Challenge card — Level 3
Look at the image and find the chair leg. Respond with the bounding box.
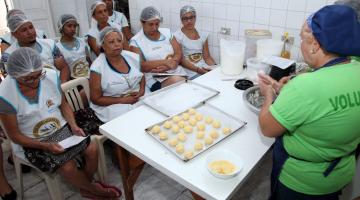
[44,174,64,200]
[13,156,24,200]
[96,139,107,182]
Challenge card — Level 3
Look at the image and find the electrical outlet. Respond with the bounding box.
[220,27,231,35]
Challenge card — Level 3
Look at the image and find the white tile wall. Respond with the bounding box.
[129,0,336,62]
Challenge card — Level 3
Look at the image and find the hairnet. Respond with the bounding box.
[57,14,77,32]
[307,5,360,56]
[180,5,196,18]
[8,15,31,33]
[140,6,162,22]
[99,26,123,44]
[90,1,106,16]
[6,9,25,21]
[6,47,43,78]
[334,0,360,20]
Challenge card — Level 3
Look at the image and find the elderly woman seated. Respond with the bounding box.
[130,6,186,92]
[174,5,216,79]
[87,1,129,59]
[90,27,145,123]
[0,48,121,199]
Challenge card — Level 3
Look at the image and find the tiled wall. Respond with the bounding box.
[129,0,337,62]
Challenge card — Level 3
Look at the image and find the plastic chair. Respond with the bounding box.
[0,121,63,200]
[61,77,108,182]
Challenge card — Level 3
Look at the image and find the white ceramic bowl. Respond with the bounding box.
[206,150,244,179]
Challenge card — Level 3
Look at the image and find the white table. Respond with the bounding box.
[100,68,274,200]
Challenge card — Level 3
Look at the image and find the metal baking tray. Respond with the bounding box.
[141,80,220,117]
[145,103,247,162]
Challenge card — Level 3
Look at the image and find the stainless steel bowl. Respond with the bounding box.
[242,86,264,114]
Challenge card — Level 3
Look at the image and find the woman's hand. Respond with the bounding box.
[258,73,276,99]
[119,94,140,104]
[197,67,209,74]
[45,143,65,154]
[258,72,290,94]
[151,65,170,73]
[70,125,86,136]
[164,59,178,70]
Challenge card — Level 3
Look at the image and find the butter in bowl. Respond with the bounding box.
[206,150,244,179]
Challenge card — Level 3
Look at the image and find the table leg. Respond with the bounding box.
[115,145,145,200]
[190,191,205,200]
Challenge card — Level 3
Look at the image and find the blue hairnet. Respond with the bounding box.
[307,5,360,56]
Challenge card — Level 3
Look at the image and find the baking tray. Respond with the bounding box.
[145,103,247,162]
[141,80,220,117]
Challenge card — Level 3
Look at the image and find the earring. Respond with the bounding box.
[310,49,315,54]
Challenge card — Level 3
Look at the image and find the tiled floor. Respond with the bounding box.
[2,141,272,200]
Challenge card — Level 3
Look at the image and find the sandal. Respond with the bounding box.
[94,181,122,199]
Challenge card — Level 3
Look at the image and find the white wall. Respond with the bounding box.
[129,0,338,62]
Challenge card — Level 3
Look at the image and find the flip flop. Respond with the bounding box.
[94,181,122,199]
[80,189,107,200]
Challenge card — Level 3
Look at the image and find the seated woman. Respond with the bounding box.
[0,48,121,199]
[56,14,91,79]
[174,6,216,79]
[0,9,47,54]
[87,1,129,59]
[90,27,145,123]
[130,6,186,92]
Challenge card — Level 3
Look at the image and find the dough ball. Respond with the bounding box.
[196,131,205,139]
[177,132,187,142]
[178,121,186,128]
[168,138,178,147]
[189,118,197,126]
[151,125,161,134]
[210,130,219,139]
[182,113,190,121]
[197,124,206,131]
[172,125,180,134]
[176,144,185,154]
[172,116,181,123]
[159,131,168,140]
[205,137,214,145]
[223,127,232,135]
[184,126,193,134]
[163,121,172,129]
[188,108,196,115]
[205,116,213,124]
[194,141,203,151]
[212,121,221,129]
[195,113,203,121]
[184,151,194,159]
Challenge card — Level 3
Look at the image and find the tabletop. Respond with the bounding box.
[100,67,274,200]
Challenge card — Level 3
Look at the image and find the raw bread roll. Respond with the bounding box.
[205,137,214,145]
[178,121,186,128]
[197,124,206,131]
[177,132,187,142]
[182,113,190,121]
[196,131,205,139]
[194,141,203,151]
[195,113,203,121]
[189,118,197,126]
[172,125,180,134]
[184,126,193,134]
[223,127,232,135]
[188,108,196,115]
[176,143,185,154]
[210,130,219,139]
[151,125,161,134]
[169,138,178,147]
[163,121,172,129]
[212,121,221,129]
[184,151,194,159]
[172,116,181,123]
[205,116,213,124]
[159,131,168,140]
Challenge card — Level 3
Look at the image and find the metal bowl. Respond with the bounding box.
[242,86,264,114]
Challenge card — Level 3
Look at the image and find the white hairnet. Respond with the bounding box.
[8,15,31,33]
[335,0,360,20]
[57,14,77,32]
[180,5,196,18]
[6,9,25,21]
[140,6,163,22]
[90,1,106,16]
[99,26,123,44]
[6,47,43,78]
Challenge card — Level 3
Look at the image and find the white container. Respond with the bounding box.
[245,29,272,61]
[246,57,270,81]
[206,149,244,179]
[256,39,283,60]
[220,39,246,75]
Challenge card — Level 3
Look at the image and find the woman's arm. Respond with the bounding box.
[170,37,182,64]
[130,46,170,72]
[0,114,64,154]
[122,27,134,41]
[88,36,101,56]
[89,71,139,106]
[202,39,216,66]
[59,95,85,136]
[180,57,208,74]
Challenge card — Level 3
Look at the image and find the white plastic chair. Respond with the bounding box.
[61,77,108,182]
[0,121,63,200]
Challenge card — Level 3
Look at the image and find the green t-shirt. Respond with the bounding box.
[269,58,360,195]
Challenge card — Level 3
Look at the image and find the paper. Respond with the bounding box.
[149,73,188,77]
[262,56,295,69]
[58,135,88,149]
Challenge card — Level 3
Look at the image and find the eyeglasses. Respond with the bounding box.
[18,70,46,84]
[181,15,196,22]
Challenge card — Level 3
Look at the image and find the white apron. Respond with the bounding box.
[90,50,143,122]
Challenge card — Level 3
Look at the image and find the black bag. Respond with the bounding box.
[74,107,103,135]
